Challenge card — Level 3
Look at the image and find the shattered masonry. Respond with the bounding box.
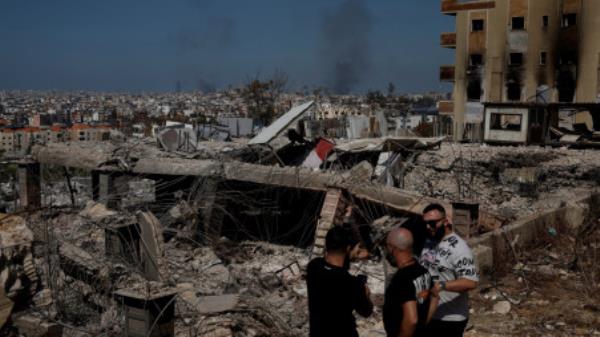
[0,100,599,337]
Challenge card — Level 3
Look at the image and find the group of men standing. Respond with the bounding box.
[307,203,479,337]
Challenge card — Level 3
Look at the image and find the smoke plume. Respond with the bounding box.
[320,0,373,94]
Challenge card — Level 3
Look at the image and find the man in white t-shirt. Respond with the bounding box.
[419,203,479,337]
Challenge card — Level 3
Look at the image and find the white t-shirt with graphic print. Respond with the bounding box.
[419,232,479,322]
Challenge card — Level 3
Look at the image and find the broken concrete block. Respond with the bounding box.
[13,315,63,337]
[78,201,116,221]
[180,291,239,315]
[138,211,167,282]
[0,288,13,328]
[0,213,38,303]
[114,288,176,337]
[472,245,493,278]
[493,301,511,315]
[274,261,302,283]
[343,161,374,183]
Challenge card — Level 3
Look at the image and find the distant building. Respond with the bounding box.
[0,123,111,155]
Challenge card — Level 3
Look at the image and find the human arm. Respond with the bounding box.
[398,301,418,337]
[349,243,370,261]
[433,278,478,294]
[433,243,479,294]
[426,290,439,324]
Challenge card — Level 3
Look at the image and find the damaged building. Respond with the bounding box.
[440,0,600,145]
[0,99,599,336]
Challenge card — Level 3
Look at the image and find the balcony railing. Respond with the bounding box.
[438,101,454,115]
[441,0,496,15]
[440,66,456,82]
[440,32,457,48]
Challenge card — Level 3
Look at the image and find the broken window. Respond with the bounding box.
[512,17,525,30]
[559,52,577,65]
[540,52,547,65]
[470,54,484,66]
[557,71,576,102]
[467,79,482,101]
[509,53,524,66]
[490,113,523,131]
[562,13,577,27]
[507,82,521,101]
[472,19,484,32]
[542,15,549,27]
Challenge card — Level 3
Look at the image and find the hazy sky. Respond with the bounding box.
[0,0,455,93]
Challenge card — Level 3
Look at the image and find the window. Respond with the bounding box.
[559,52,577,65]
[470,54,484,66]
[467,79,482,101]
[472,19,484,32]
[540,52,547,65]
[512,17,525,30]
[490,113,523,131]
[507,83,521,101]
[562,13,577,27]
[509,53,524,66]
[542,15,549,27]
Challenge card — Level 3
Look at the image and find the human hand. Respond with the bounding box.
[431,282,442,297]
[350,244,369,261]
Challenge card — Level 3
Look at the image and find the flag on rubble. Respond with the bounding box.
[302,138,335,168]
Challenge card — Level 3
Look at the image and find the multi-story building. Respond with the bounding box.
[0,124,111,156]
[440,0,600,142]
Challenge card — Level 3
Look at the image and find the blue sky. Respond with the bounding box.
[0,0,455,93]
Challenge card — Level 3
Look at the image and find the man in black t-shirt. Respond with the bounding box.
[383,228,438,337]
[307,226,373,337]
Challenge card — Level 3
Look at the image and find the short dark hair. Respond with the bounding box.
[423,203,446,216]
[325,226,352,253]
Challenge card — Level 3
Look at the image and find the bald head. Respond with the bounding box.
[386,227,413,251]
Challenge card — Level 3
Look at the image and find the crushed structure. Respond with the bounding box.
[0,100,599,337]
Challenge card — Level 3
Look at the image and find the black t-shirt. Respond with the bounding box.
[306,257,373,337]
[401,217,427,256]
[383,262,432,337]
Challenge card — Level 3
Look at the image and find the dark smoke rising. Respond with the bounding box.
[320,0,372,94]
[169,16,235,52]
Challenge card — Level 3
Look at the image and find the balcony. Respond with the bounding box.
[441,0,496,16]
[440,32,456,48]
[440,65,456,82]
[438,101,454,115]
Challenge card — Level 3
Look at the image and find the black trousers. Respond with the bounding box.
[424,319,468,337]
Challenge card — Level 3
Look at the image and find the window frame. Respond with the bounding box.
[540,52,547,66]
[509,53,524,66]
[511,16,526,30]
[471,19,485,32]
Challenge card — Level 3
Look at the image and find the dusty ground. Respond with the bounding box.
[465,220,600,337]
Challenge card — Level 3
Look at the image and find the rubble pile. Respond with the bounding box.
[465,218,600,336]
[404,143,600,218]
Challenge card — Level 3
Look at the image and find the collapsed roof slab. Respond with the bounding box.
[30,143,441,215]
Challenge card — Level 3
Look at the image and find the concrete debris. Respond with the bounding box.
[4,127,600,337]
[13,314,63,337]
[0,213,39,302]
[137,211,167,282]
[180,291,240,315]
[0,288,13,328]
[492,301,511,315]
[342,160,374,183]
[78,201,116,221]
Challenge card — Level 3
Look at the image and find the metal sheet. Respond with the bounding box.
[249,101,314,145]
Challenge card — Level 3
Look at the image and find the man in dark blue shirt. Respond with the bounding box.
[307,226,373,337]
